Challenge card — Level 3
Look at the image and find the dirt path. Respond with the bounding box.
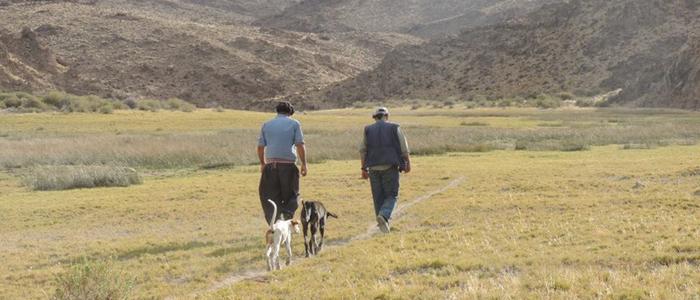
[181,176,465,299]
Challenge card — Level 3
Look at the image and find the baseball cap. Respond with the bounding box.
[372,107,389,118]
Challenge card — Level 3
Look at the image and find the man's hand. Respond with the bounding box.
[361,169,369,180]
[402,157,411,174]
[300,164,308,177]
[260,163,265,173]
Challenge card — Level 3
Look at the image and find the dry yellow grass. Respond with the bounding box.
[1,108,699,299]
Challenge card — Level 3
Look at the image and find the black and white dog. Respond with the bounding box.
[300,200,338,257]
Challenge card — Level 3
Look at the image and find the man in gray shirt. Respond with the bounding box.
[258,101,307,224]
[360,107,411,233]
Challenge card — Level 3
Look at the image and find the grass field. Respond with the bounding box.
[1,107,700,299]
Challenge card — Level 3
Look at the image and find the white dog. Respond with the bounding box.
[265,199,300,271]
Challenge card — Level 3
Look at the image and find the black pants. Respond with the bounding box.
[259,163,300,224]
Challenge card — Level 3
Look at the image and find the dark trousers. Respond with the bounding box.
[369,167,400,220]
[259,163,300,224]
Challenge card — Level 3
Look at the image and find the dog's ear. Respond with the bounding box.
[291,219,300,225]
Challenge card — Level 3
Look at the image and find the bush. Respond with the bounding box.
[498,99,512,107]
[137,99,162,112]
[557,92,575,100]
[534,95,561,109]
[575,98,595,107]
[21,95,47,110]
[165,98,195,112]
[42,91,64,107]
[23,165,143,191]
[98,104,114,114]
[53,258,135,300]
[122,98,138,109]
[3,95,22,108]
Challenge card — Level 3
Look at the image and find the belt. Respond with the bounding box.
[265,159,295,167]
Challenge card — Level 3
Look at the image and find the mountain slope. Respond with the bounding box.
[0,28,65,92]
[255,0,556,38]
[0,1,421,108]
[318,0,700,108]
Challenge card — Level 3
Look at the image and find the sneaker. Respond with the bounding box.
[376,215,390,233]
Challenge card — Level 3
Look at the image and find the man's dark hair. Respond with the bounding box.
[275,101,295,115]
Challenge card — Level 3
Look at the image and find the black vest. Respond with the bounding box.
[364,121,403,169]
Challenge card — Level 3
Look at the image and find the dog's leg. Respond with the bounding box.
[302,222,310,257]
[318,217,326,253]
[272,236,282,270]
[309,224,317,255]
[285,237,293,266]
[266,245,273,271]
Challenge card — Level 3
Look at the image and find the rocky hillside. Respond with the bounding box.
[255,0,556,38]
[0,28,66,92]
[318,0,700,109]
[0,1,420,108]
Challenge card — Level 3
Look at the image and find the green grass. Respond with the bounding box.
[1,108,700,298]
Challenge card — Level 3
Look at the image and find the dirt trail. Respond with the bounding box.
[181,176,465,298]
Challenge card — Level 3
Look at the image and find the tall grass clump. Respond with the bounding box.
[137,98,194,112]
[24,165,142,191]
[0,91,197,113]
[53,258,135,300]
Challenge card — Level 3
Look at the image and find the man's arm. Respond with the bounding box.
[257,146,265,173]
[397,127,411,173]
[296,143,307,176]
[293,121,307,176]
[360,129,369,179]
[258,126,266,173]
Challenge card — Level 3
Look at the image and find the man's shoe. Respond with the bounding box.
[376,215,390,233]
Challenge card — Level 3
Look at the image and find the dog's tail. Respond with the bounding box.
[267,199,277,229]
[327,211,338,218]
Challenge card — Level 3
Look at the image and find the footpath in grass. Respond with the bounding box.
[209,146,700,299]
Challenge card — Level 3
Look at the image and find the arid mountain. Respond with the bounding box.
[318,0,700,109]
[0,28,66,91]
[0,1,421,108]
[255,0,557,38]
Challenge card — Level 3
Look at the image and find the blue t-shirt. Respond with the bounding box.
[258,114,304,162]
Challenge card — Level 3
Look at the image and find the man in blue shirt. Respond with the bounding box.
[257,101,307,224]
[360,107,411,233]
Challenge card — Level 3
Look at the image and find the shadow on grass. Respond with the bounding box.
[117,241,215,260]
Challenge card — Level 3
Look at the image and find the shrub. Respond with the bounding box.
[1,94,22,108]
[498,99,512,107]
[557,92,575,100]
[575,98,595,107]
[42,91,64,107]
[165,98,195,112]
[534,96,561,109]
[111,101,127,110]
[23,165,142,191]
[98,104,114,114]
[122,98,138,109]
[137,99,162,112]
[53,258,135,300]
